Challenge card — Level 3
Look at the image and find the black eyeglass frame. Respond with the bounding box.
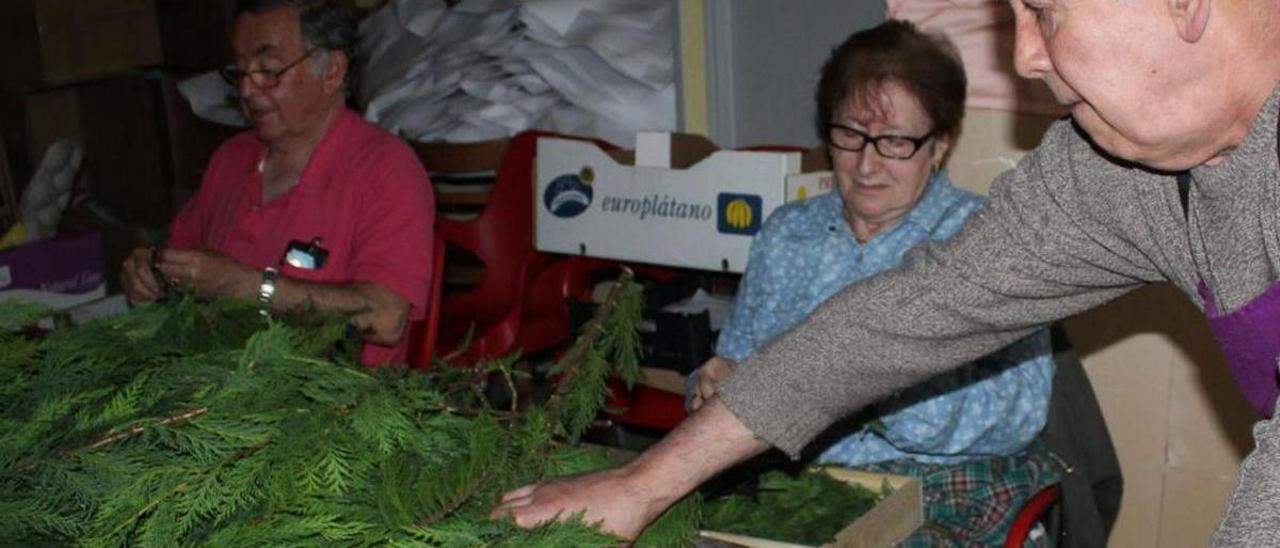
[826,122,937,160]
[220,46,324,89]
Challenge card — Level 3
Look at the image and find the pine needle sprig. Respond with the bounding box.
[598,278,645,388]
[414,416,504,527]
[546,268,642,441]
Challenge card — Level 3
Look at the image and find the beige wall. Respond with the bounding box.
[948,109,1254,547]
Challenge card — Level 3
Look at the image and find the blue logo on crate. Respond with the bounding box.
[542,167,595,218]
[716,193,762,235]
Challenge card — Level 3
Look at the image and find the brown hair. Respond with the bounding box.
[815,20,966,142]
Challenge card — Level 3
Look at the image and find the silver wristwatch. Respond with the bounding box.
[258,267,279,317]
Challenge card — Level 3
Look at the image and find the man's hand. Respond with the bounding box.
[690,356,738,411]
[345,284,411,345]
[121,247,164,304]
[492,464,671,541]
[156,249,257,300]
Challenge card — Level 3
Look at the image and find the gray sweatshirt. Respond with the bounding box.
[717,87,1280,543]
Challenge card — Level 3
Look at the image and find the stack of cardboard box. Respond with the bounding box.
[0,0,241,295]
[1,0,240,229]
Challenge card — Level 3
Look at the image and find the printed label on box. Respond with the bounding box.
[716,193,763,236]
[535,136,802,273]
[0,232,106,309]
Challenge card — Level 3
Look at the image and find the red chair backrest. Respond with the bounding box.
[407,233,447,368]
[435,130,618,355]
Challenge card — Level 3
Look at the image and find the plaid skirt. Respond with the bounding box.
[860,450,1063,547]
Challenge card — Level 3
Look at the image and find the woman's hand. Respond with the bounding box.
[689,356,738,411]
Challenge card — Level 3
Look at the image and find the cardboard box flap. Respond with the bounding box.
[636,132,721,169]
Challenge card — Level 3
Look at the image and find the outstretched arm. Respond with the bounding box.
[494,398,768,540]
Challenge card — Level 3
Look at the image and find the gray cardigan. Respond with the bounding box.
[716,87,1280,544]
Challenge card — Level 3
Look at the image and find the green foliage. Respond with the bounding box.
[702,469,888,546]
[548,276,645,442]
[599,280,644,386]
[635,494,702,548]
[0,298,50,329]
[0,284,695,547]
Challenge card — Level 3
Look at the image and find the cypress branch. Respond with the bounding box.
[75,407,208,454]
[0,283,699,546]
[545,267,634,430]
[414,420,502,527]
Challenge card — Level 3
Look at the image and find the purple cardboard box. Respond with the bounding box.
[0,232,106,309]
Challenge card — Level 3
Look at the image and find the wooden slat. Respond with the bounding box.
[408,137,509,174]
[436,189,492,208]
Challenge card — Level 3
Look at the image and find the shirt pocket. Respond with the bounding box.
[760,250,820,320]
[278,262,332,284]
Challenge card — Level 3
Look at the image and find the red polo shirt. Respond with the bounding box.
[169,108,435,365]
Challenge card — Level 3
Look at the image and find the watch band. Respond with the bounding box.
[258,267,279,316]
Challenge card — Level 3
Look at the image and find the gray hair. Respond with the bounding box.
[234,0,358,88]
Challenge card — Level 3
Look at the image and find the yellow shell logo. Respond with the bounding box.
[724,198,754,229]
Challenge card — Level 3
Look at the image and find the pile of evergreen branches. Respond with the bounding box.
[0,275,696,547]
[702,469,888,545]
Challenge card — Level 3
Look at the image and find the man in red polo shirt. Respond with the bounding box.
[120,0,434,366]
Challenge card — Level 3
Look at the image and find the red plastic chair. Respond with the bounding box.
[1004,483,1062,548]
[406,234,447,368]
[605,378,689,430]
[431,130,622,365]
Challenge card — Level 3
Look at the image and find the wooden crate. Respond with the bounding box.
[700,467,923,548]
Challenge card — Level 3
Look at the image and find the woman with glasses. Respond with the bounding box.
[686,20,1058,546]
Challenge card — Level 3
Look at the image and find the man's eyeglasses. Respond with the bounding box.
[827,123,935,160]
[220,47,322,89]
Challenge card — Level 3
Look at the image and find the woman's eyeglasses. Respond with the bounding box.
[827,122,935,160]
